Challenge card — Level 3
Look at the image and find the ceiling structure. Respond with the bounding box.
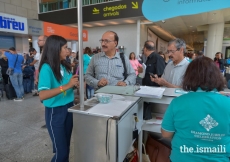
[67,8,230,51]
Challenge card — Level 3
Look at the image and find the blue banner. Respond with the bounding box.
[142,0,230,22]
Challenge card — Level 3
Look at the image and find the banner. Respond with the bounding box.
[142,0,230,22]
[0,12,28,34]
[43,22,88,41]
[28,19,43,36]
[157,37,168,52]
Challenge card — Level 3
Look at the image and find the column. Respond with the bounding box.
[71,41,77,52]
[32,36,40,53]
[22,37,30,54]
[67,41,72,49]
[136,19,141,58]
[206,22,224,59]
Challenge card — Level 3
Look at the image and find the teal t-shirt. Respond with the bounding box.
[83,54,91,74]
[38,63,74,108]
[162,90,230,162]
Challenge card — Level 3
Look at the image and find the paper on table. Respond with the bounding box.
[145,119,162,125]
[145,113,163,125]
[138,63,146,78]
[134,86,165,99]
[87,99,133,117]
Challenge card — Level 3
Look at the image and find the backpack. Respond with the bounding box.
[23,66,34,79]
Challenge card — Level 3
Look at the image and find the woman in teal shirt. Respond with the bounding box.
[38,35,79,162]
[162,56,230,162]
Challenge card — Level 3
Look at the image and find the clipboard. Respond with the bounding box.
[96,86,134,96]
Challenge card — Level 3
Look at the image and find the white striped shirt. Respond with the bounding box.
[85,52,136,88]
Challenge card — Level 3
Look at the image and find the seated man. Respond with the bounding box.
[151,38,189,88]
[85,31,136,89]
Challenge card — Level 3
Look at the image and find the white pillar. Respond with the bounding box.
[22,37,30,54]
[71,41,77,52]
[136,19,141,58]
[32,36,39,53]
[206,22,224,59]
[67,41,71,49]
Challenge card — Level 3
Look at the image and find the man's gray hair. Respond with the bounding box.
[168,38,186,53]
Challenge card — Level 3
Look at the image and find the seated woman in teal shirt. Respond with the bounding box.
[162,56,230,162]
[38,35,79,162]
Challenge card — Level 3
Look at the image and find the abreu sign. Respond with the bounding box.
[0,12,28,34]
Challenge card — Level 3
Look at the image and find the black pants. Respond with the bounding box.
[2,74,9,85]
[45,102,73,162]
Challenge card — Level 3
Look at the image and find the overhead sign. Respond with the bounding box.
[142,0,230,22]
[43,22,88,41]
[27,19,43,36]
[83,0,143,22]
[0,12,28,34]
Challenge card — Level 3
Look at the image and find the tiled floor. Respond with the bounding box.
[0,92,74,162]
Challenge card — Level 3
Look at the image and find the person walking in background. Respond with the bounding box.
[164,51,171,65]
[35,35,47,92]
[129,52,142,76]
[187,52,196,62]
[22,51,35,94]
[27,48,38,95]
[0,47,24,101]
[37,35,47,128]
[38,35,79,162]
[83,47,94,99]
[0,54,9,85]
[214,52,225,71]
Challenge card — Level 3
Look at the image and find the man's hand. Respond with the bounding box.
[137,66,143,73]
[22,65,26,69]
[98,78,109,87]
[116,81,127,86]
[151,75,168,87]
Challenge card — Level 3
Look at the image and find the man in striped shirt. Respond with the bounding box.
[85,31,136,89]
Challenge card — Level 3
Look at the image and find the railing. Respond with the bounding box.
[39,0,117,13]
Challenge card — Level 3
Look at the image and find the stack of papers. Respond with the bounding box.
[134,86,165,99]
[138,63,146,78]
[145,113,163,125]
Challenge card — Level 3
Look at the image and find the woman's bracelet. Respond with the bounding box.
[60,86,66,96]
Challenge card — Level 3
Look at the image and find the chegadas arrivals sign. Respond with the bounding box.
[142,0,230,22]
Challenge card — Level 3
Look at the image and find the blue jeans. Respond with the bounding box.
[86,84,94,99]
[10,73,24,98]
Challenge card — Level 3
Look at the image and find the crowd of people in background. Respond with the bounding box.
[0,36,106,101]
[0,40,227,102]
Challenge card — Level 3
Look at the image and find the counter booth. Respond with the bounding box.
[68,86,180,162]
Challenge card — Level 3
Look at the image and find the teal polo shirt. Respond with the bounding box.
[162,89,230,162]
[38,63,74,108]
